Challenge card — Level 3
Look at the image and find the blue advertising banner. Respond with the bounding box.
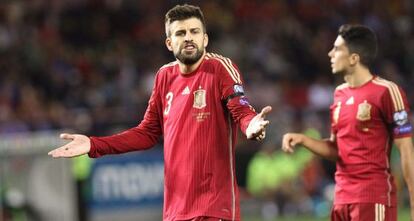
[89,148,164,210]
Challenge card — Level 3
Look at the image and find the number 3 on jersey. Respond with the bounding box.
[164,92,173,115]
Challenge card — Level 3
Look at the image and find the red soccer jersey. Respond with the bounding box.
[89,53,257,221]
[330,76,412,206]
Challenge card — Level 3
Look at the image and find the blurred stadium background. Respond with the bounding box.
[0,0,413,220]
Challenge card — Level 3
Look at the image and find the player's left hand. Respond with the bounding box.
[246,106,272,140]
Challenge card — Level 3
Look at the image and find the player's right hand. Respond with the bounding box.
[281,133,304,154]
[246,106,272,140]
[48,133,91,158]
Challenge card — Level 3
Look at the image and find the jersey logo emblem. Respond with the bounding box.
[393,110,408,126]
[240,96,249,106]
[346,96,354,105]
[182,86,190,95]
[193,88,206,109]
[356,100,371,121]
[233,84,244,93]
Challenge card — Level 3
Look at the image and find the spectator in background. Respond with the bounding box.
[282,24,414,221]
[48,4,271,221]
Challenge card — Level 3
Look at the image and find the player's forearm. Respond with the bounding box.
[301,136,338,161]
[89,127,160,158]
[226,96,256,133]
[400,152,414,216]
[401,162,414,220]
[395,137,414,217]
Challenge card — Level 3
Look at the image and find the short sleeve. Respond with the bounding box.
[381,84,412,138]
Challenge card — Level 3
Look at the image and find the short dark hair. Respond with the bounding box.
[338,24,378,67]
[165,4,206,37]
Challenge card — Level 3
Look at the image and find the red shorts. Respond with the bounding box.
[331,203,397,221]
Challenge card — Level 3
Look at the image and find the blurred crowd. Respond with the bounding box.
[0,0,413,219]
[1,0,413,135]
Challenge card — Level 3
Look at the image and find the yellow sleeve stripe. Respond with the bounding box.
[372,78,402,110]
[212,53,242,84]
[206,53,242,84]
[372,78,404,111]
[207,53,241,84]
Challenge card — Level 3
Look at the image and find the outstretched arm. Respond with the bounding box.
[282,133,338,161]
[214,55,272,141]
[394,137,414,220]
[49,71,164,158]
[48,133,90,158]
[48,101,162,158]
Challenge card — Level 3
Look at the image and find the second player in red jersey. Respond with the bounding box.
[48,4,272,221]
[332,76,409,206]
[282,24,414,221]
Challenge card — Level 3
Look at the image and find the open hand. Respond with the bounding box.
[48,133,91,158]
[246,106,272,140]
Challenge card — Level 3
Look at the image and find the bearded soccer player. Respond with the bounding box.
[282,24,414,221]
[48,4,272,221]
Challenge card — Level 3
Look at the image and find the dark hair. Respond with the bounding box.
[338,24,378,67]
[165,4,206,37]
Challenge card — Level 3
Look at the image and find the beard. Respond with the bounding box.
[174,45,204,65]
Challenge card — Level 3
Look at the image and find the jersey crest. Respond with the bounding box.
[357,100,371,121]
[193,88,206,109]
